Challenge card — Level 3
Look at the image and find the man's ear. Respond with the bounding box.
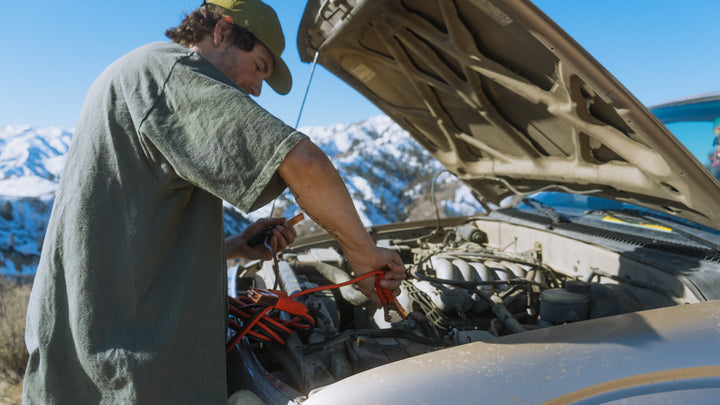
[212,16,234,47]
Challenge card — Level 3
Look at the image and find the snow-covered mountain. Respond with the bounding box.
[0,116,482,277]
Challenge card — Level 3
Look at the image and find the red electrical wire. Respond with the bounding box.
[290,270,383,298]
[226,269,385,353]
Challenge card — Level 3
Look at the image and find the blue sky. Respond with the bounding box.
[1,1,718,130]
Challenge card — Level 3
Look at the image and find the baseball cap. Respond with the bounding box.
[207,0,292,95]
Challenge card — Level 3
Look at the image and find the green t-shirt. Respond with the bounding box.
[23,42,307,404]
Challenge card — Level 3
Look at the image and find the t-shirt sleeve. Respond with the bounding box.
[137,53,307,212]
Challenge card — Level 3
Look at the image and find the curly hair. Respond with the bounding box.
[165,4,256,51]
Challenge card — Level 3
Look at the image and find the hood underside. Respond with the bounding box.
[297,0,720,230]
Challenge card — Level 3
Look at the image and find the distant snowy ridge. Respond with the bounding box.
[1,125,71,197]
[1,125,71,275]
[299,115,482,225]
[1,116,482,276]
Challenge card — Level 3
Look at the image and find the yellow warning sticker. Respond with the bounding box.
[601,215,672,232]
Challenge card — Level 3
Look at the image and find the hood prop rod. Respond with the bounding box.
[295,50,320,129]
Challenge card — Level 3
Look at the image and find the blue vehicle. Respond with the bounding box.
[650,92,720,180]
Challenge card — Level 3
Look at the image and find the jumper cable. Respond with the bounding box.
[226,214,407,353]
[226,269,407,352]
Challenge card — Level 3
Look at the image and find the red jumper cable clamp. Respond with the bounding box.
[375,269,408,322]
[247,287,312,320]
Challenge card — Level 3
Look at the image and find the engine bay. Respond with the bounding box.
[228,215,695,396]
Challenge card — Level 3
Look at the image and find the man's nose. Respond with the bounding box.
[249,78,263,97]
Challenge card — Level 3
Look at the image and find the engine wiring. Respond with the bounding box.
[430,169,450,234]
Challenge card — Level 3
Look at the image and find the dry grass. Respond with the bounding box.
[0,380,22,405]
[0,277,31,404]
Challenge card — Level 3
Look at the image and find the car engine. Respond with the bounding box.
[228,216,686,396]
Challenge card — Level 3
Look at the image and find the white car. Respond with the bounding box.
[226,1,720,403]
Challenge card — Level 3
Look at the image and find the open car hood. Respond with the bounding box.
[297,0,720,230]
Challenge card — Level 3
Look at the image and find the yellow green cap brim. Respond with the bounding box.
[264,47,291,95]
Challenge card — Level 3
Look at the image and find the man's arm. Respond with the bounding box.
[278,138,405,307]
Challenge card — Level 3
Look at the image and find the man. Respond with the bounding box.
[22,0,405,403]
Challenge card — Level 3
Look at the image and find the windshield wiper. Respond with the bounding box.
[522,197,569,226]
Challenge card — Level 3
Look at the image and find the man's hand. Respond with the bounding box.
[344,246,406,308]
[226,217,297,261]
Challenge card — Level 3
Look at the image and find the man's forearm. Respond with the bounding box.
[277,139,374,253]
[278,138,406,305]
